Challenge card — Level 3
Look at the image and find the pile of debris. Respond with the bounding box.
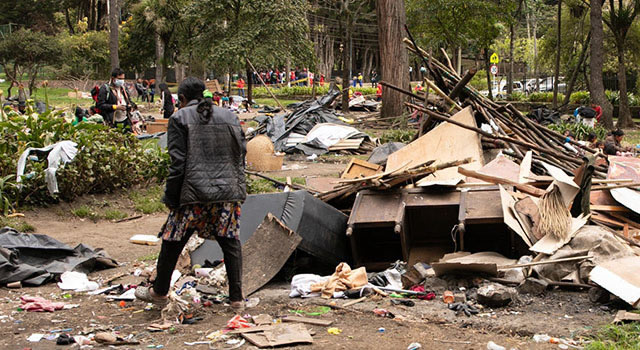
[250,88,375,156]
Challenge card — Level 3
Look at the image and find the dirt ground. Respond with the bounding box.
[0,159,622,350]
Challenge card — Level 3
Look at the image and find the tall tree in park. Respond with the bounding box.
[108,0,120,69]
[376,0,409,118]
[604,0,640,128]
[590,0,614,129]
[406,0,504,98]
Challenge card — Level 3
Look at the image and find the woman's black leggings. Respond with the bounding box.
[153,230,243,301]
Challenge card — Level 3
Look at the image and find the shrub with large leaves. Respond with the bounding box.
[0,108,169,210]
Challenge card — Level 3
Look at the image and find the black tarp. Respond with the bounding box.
[191,191,350,267]
[0,227,118,286]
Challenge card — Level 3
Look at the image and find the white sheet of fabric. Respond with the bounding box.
[304,123,362,148]
[289,274,328,298]
[382,269,403,289]
[16,140,78,195]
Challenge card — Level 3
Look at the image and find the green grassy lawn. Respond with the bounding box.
[586,322,640,350]
[0,80,93,109]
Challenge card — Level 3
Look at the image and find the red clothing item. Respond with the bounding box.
[594,105,603,121]
[376,85,382,98]
[237,79,245,89]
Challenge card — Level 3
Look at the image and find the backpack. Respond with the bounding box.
[90,84,110,114]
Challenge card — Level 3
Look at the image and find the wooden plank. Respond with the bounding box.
[228,325,276,335]
[591,213,626,228]
[590,256,640,308]
[386,106,484,185]
[242,323,313,348]
[242,214,303,295]
[590,205,631,213]
[609,212,640,230]
[458,167,546,197]
[465,156,521,184]
[341,158,383,179]
[281,316,334,326]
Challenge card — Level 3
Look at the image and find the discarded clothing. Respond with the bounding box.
[311,262,368,299]
[289,274,328,298]
[159,202,242,241]
[0,227,118,286]
[16,140,78,195]
[20,296,65,312]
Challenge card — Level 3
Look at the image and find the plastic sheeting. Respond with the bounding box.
[367,142,406,165]
[0,227,118,285]
[191,191,350,267]
[16,141,78,195]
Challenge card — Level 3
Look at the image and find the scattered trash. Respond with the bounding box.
[57,271,99,292]
[289,306,331,316]
[486,341,506,350]
[407,342,422,350]
[448,302,479,317]
[327,327,342,335]
[373,308,395,319]
[27,333,45,342]
[443,290,454,304]
[245,297,260,308]
[20,296,65,312]
[226,315,251,329]
[378,327,385,333]
[129,234,160,245]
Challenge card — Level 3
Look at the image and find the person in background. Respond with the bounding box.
[605,129,632,155]
[592,103,603,122]
[134,77,246,311]
[130,104,144,134]
[149,79,156,103]
[97,67,133,129]
[135,79,147,102]
[371,70,378,87]
[319,74,325,87]
[352,75,357,88]
[237,77,246,98]
[357,72,363,87]
[376,84,382,101]
[213,91,221,106]
[159,83,175,119]
[221,91,230,107]
[585,132,598,148]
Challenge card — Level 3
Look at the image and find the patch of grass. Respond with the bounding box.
[129,185,166,214]
[0,81,93,109]
[622,129,640,147]
[247,178,278,194]
[253,98,303,108]
[0,216,35,232]
[103,209,128,221]
[586,323,640,350]
[71,205,100,221]
[137,252,159,262]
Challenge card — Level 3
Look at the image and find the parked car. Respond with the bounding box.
[480,80,524,99]
[538,77,566,93]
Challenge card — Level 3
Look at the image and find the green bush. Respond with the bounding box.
[528,92,564,103]
[0,106,169,212]
[569,91,590,105]
[251,85,376,98]
[509,92,526,101]
[548,121,608,141]
[379,129,414,144]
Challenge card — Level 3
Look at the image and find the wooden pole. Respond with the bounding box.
[246,58,285,111]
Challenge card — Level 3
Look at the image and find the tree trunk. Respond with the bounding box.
[533,17,539,92]
[457,47,462,75]
[108,0,119,70]
[590,0,614,128]
[508,23,515,96]
[563,32,591,106]
[154,32,164,84]
[484,48,494,100]
[64,8,75,34]
[247,64,253,104]
[376,0,409,118]
[341,22,351,111]
[175,63,185,83]
[552,0,561,108]
[616,43,633,128]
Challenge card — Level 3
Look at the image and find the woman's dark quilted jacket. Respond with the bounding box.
[163,100,246,208]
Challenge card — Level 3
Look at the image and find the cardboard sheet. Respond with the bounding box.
[499,185,532,247]
[529,215,589,255]
[242,214,303,295]
[606,156,640,215]
[590,256,640,308]
[242,323,313,348]
[518,151,533,184]
[385,107,484,186]
[540,161,580,206]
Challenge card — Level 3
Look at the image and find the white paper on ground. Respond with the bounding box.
[129,234,160,245]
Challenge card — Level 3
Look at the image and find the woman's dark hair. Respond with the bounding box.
[587,132,597,142]
[178,77,214,120]
[159,83,170,93]
[111,67,124,77]
[612,129,625,137]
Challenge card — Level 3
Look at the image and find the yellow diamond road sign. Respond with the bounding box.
[490,53,499,64]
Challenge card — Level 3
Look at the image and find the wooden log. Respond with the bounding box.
[449,68,477,100]
[457,167,546,197]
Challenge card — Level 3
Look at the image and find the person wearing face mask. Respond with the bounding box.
[97,68,133,129]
